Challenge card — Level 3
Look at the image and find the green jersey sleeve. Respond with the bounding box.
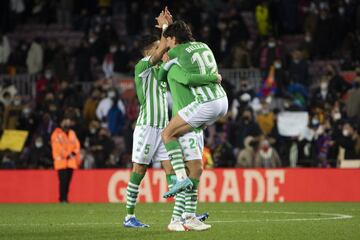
[134,56,151,77]
[168,64,218,86]
[157,64,168,82]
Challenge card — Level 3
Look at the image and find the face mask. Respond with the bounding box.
[312,118,319,126]
[320,82,328,90]
[333,112,341,121]
[274,62,282,69]
[268,42,276,48]
[90,128,96,134]
[342,129,350,137]
[35,141,43,148]
[63,126,70,132]
[89,38,96,44]
[23,108,31,115]
[338,8,345,15]
[108,91,116,98]
[293,59,300,64]
[110,47,117,53]
[262,109,269,114]
[305,36,311,42]
[13,99,21,106]
[45,73,52,79]
[243,116,250,123]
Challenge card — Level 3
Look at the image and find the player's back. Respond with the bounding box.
[168,42,226,103]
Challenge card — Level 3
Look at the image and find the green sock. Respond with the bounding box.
[166,174,185,220]
[126,172,145,215]
[165,140,187,180]
[185,178,200,215]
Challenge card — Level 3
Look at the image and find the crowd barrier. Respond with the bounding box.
[0,169,359,203]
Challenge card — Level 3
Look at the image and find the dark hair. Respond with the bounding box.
[138,35,159,54]
[163,20,195,44]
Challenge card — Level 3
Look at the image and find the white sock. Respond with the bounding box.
[171,216,182,223]
[182,212,196,219]
[126,214,135,220]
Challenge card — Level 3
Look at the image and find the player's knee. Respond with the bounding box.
[132,163,147,175]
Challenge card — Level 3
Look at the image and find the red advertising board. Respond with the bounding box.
[0,169,359,203]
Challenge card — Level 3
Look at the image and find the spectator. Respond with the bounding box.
[235,108,262,150]
[254,139,281,168]
[51,115,81,203]
[256,101,275,136]
[90,127,115,168]
[83,88,101,124]
[27,136,52,169]
[327,64,352,98]
[310,77,336,108]
[289,50,310,87]
[7,41,28,74]
[56,0,73,27]
[26,38,44,74]
[346,74,360,121]
[202,142,214,169]
[113,42,130,74]
[82,120,101,169]
[0,33,11,74]
[236,136,256,168]
[96,89,125,128]
[74,40,93,82]
[226,41,251,68]
[259,37,284,74]
[213,132,235,167]
[255,1,270,37]
[299,31,314,59]
[315,123,333,167]
[338,123,360,159]
[2,94,23,129]
[107,94,126,136]
[1,150,16,169]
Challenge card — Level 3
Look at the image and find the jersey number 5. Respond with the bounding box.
[191,50,217,74]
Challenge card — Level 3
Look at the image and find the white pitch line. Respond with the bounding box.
[0,211,353,227]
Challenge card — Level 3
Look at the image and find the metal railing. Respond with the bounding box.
[0,74,37,98]
[0,68,263,98]
[220,68,262,91]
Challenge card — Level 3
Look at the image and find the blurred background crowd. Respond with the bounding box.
[0,0,359,169]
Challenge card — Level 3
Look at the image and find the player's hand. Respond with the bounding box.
[164,6,173,25]
[155,11,167,29]
[162,52,169,62]
[216,73,222,84]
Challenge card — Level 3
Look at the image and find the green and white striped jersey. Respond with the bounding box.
[167,42,227,103]
[134,57,168,128]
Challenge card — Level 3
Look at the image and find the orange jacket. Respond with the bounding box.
[202,146,214,169]
[51,128,81,170]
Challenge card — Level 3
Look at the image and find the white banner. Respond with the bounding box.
[277,111,309,137]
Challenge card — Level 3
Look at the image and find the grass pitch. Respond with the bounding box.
[0,203,359,240]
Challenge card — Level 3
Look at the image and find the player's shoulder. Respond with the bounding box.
[135,56,152,75]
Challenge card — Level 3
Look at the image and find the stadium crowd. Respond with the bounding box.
[0,0,359,169]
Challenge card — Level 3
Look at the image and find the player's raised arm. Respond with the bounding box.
[149,7,173,66]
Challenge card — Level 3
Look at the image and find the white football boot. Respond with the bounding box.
[183,216,211,231]
[168,218,187,232]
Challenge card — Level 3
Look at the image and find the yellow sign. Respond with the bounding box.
[0,130,29,152]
